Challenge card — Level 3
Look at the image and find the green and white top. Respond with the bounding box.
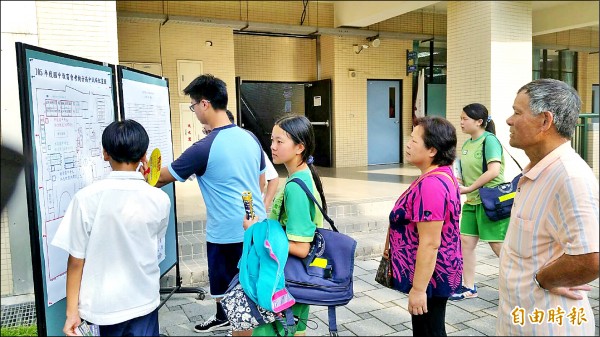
[460,131,506,205]
[269,168,323,242]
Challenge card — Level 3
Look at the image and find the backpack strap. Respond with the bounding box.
[482,134,523,173]
[278,178,337,232]
[273,308,297,337]
[327,306,339,336]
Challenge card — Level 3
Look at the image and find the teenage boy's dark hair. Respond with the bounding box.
[101,119,149,163]
[183,74,228,110]
[415,116,457,167]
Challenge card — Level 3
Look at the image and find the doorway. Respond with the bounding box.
[305,79,332,167]
[367,80,402,165]
[238,79,333,167]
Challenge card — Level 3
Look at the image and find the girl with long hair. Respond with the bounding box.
[244,115,326,336]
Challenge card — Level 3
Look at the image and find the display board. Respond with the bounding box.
[15,42,118,336]
[117,66,178,277]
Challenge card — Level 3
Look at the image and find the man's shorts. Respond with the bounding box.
[207,241,243,298]
[460,203,509,242]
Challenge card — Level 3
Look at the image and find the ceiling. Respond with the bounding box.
[334,1,599,35]
[420,1,574,13]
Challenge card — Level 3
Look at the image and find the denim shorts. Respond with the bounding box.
[207,241,243,297]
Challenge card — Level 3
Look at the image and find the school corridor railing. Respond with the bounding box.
[572,113,599,166]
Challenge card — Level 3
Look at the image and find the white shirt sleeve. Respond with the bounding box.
[51,195,89,259]
[263,151,279,181]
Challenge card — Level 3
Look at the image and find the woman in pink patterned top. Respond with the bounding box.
[384,117,462,336]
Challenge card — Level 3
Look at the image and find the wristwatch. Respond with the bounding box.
[533,273,548,291]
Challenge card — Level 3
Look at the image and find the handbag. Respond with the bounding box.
[221,274,277,331]
[375,229,393,288]
[375,256,393,288]
[478,135,523,222]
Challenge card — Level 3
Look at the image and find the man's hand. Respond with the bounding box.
[549,284,592,300]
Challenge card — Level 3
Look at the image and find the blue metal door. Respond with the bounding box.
[368,80,401,165]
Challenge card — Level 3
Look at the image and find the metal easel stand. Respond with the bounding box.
[157,261,206,311]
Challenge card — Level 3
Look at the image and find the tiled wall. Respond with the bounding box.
[1,210,13,295]
[118,19,236,157]
[234,35,317,82]
[35,1,119,64]
[117,1,334,28]
[578,52,600,114]
[160,25,236,157]
[533,29,599,49]
[117,21,162,63]
[378,11,447,36]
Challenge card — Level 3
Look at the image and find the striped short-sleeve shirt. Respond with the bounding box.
[497,142,599,336]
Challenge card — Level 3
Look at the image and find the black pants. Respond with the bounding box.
[411,296,448,336]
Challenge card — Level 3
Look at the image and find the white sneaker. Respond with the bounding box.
[449,284,478,301]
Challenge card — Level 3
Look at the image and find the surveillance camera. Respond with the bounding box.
[370,38,381,48]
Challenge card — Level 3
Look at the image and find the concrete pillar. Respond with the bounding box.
[446,1,532,178]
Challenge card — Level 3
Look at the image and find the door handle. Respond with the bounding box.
[311,120,329,127]
[394,121,399,124]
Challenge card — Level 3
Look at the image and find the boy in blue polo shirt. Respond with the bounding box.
[154,74,266,333]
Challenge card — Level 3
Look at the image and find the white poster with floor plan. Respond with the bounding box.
[118,67,178,278]
[28,58,115,306]
[121,76,174,264]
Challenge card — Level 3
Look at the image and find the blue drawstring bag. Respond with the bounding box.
[478,135,523,222]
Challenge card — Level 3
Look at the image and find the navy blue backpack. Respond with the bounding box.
[278,178,357,336]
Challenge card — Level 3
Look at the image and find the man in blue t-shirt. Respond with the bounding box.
[154,74,266,333]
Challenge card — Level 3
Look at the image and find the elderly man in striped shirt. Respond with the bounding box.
[497,79,599,336]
